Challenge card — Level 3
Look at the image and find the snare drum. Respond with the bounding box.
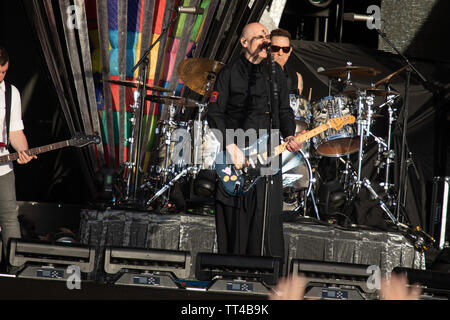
[311,95,359,157]
[289,94,311,134]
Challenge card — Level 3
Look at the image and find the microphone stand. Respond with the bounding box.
[125,10,180,205]
[260,47,277,256]
[375,28,437,222]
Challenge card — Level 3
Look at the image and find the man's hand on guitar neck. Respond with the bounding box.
[285,130,307,153]
[17,150,37,165]
[226,143,247,170]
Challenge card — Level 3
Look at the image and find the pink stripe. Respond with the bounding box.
[162,38,180,82]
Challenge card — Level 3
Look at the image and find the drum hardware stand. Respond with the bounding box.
[123,9,181,208]
[192,102,207,178]
[146,166,196,209]
[374,28,437,223]
[123,90,141,201]
[355,90,373,192]
[162,103,178,182]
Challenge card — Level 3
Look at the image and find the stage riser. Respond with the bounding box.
[79,210,425,281]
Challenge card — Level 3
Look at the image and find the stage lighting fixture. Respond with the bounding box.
[290,259,378,300]
[393,267,450,300]
[195,252,282,295]
[307,0,334,8]
[104,246,192,289]
[8,238,95,280]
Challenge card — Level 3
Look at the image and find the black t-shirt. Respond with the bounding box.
[207,54,295,149]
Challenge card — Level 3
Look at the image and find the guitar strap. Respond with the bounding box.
[4,81,12,144]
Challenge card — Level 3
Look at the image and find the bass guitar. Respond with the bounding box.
[215,115,355,196]
[0,132,100,164]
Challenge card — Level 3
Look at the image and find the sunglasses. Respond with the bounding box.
[271,45,291,53]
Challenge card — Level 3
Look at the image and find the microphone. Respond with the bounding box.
[260,41,271,50]
[343,13,373,22]
[176,6,204,15]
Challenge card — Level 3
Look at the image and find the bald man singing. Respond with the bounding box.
[207,23,301,261]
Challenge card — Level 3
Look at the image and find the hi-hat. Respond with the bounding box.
[318,66,380,78]
[374,65,409,87]
[104,79,173,92]
[177,58,225,96]
[145,95,199,107]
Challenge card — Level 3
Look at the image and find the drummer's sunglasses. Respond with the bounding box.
[271,45,291,53]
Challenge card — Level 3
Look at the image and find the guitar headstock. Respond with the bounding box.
[69,132,101,148]
[327,115,356,130]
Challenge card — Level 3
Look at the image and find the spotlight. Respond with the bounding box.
[195,252,282,295]
[290,259,378,300]
[104,246,192,289]
[393,267,450,300]
[8,238,95,280]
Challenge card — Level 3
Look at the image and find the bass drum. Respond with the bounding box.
[311,95,359,157]
[281,149,313,212]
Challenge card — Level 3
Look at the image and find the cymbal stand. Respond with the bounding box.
[126,9,181,206]
[191,72,216,178]
[355,90,372,192]
[123,90,141,200]
[379,94,398,197]
[192,102,206,178]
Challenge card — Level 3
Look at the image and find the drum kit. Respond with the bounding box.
[109,57,418,236]
[281,61,406,226]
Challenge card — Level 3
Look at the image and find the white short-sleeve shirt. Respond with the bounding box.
[0,80,25,176]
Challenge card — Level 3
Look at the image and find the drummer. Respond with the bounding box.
[270,28,309,136]
[270,28,304,96]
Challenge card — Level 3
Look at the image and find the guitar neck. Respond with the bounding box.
[274,123,329,156]
[0,140,71,164]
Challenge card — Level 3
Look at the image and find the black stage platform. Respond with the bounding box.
[79,209,425,282]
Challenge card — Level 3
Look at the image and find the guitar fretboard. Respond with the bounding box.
[274,123,330,156]
[0,140,71,164]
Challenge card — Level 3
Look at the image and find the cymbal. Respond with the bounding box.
[104,79,173,92]
[345,87,400,98]
[318,66,380,78]
[177,58,225,95]
[145,95,199,107]
[374,65,409,87]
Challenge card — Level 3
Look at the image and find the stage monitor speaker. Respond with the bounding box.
[8,238,95,281]
[104,246,191,289]
[393,267,450,300]
[429,177,449,250]
[290,259,378,300]
[195,252,282,295]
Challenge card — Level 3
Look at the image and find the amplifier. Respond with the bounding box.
[430,177,449,249]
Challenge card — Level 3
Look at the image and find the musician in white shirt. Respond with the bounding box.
[0,47,36,258]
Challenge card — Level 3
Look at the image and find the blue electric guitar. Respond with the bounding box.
[215,115,355,195]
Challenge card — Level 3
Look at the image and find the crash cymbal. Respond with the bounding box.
[318,66,380,78]
[374,65,409,87]
[177,58,225,95]
[104,79,173,92]
[145,95,199,107]
[345,87,400,98]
